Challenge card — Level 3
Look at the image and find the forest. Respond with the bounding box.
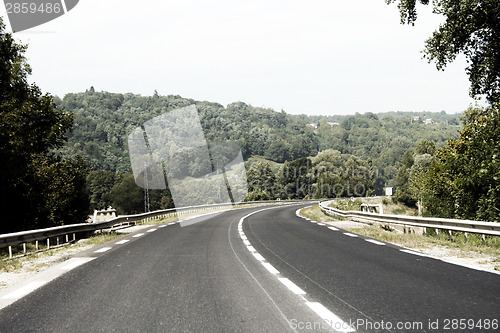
[53,90,463,215]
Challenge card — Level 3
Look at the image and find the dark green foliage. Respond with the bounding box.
[109,174,144,215]
[424,104,500,221]
[0,18,89,233]
[87,170,122,211]
[313,112,458,186]
[108,173,174,215]
[387,0,500,103]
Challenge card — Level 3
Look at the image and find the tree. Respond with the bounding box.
[424,104,500,221]
[0,18,89,233]
[109,174,144,214]
[408,153,433,215]
[387,0,500,103]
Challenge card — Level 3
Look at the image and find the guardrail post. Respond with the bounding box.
[23,243,26,254]
[47,238,50,250]
[8,246,12,258]
[66,234,69,243]
[56,237,60,246]
[73,233,76,242]
[35,240,39,250]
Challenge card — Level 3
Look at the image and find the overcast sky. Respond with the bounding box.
[1,0,482,115]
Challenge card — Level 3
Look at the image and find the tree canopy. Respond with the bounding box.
[0,18,89,233]
[387,0,500,103]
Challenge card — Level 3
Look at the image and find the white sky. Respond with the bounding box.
[1,0,482,115]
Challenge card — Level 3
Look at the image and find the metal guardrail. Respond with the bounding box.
[319,200,500,242]
[0,199,318,258]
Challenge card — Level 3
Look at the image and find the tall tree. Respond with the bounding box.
[0,18,89,233]
[424,104,500,221]
[387,0,500,103]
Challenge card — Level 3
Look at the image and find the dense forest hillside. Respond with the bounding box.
[56,91,319,172]
[57,90,461,186]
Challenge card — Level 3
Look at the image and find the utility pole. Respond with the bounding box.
[144,161,150,212]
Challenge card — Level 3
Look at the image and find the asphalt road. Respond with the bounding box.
[0,204,499,332]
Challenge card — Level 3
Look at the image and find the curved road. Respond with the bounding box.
[0,204,498,332]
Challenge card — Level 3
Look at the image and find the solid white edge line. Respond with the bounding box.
[278,278,306,295]
[365,239,385,246]
[2,281,48,300]
[306,302,355,332]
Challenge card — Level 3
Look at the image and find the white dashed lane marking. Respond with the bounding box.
[252,252,266,261]
[306,302,355,332]
[278,278,306,295]
[115,239,130,245]
[261,262,280,275]
[147,228,157,232]
[365,239,385,246]
[94,247,112,253]
[343,233,358,238]
[133,233,144,238]
[328,226,339,231]
[60,258,94,270]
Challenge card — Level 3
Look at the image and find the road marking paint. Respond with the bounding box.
[317,223,325,226]
[158,225,167,228]
[252,252,266,261]
[133,233,144,237]
[262,262,280,275]
[2,281,47,300]
[328,227,339,231]
[365,239,385,246]
[278,278,306,295]
[115,239,130,245]
[147,228,157,232]
[343,233,358,237]
[400,249,428,257]
[247,245,256,252]
[243,240,251,246]
[94,247,112,253]
[306,302,355,332]
[60,258,94,270]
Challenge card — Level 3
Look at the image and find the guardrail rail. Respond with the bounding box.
[319,200,500,244]
[0,199,318,258]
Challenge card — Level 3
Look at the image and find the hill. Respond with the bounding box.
[56,90,461,184]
